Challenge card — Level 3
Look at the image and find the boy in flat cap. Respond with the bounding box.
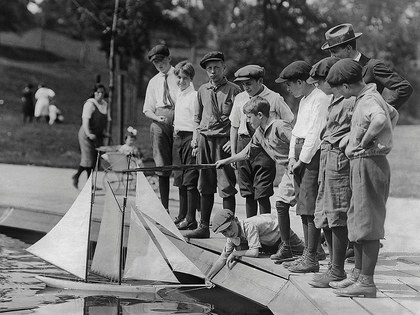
[143,44,178,212]
[230,64,294,218]
[306,56,355,288]
[275,60,331,273]
[326,58,398,298]
[185,51,241,239]
[322,23,412,110]
[217,96,304,262]
[206,208,305,280]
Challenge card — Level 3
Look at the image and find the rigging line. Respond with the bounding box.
[106,181,124,213]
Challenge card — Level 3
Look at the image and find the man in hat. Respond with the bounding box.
[206,208,305,280]
[275,61,331,273]
[322,23,412,110]
[143,44,178,212]
[325,58,398,298]
[185,51,241,239]
[230,65,294,218]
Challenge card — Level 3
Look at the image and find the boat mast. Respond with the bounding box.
[118,154,131,284]
[85,153,100,281]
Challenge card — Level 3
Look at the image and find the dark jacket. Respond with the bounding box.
[359,53,413,110]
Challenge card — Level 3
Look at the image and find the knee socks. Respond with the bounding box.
[276,201,291,243]
[301,215,320,254]
[158,176,170,210]
[186,187,199,222]
[223,195,235,213]
[245,196,257,218]
[361,240,380,276]
[200,194,214,226]
[258,197,271,214]
[323,228,333,262]
[178,186,188,219]
[332,226,348,272]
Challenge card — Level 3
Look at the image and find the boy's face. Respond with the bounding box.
[246,112,262,130]
[205,61,225,83]
[176,71,192,92]
[335,83,353,99]
[221,220,239,238]
[316,79,333,95]
[152,56,171,74]
[285,80,304,98]
[241,78,262,97]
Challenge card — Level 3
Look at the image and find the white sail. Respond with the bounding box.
[136,173,185,241]
[27,176,92,280]
[90,189,123,280]
[144,215,206,280]
[123,208,179,283]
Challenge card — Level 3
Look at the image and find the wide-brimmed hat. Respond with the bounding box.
[321,23,362,51]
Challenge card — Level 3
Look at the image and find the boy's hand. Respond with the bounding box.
[222,141,231,154]
[215,159,227,169]
[155,116,166,123]
[288,157,296,174]
[226,253,237,269]
[293,160,303,174]
[192,147,198,157]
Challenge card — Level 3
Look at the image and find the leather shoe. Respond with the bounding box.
[173,216,184,225]
[177,220,198,230]
[184,223,210,239]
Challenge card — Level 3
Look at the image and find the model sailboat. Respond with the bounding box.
[27,172,207,293]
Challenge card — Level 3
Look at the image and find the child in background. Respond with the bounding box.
[118,126,142,162]
[326,58,398,298]
[172,61,199,230]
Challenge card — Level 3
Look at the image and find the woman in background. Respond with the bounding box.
[72,84,108,189]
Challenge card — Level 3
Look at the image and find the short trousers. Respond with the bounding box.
[236,135,275,199]
[293,142,320,216]
[314,144,351,229]
[172,131,199,188]
[197,134,237,198]
[347,156,389,242]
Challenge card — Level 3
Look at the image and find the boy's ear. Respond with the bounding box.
[257,112,264,119]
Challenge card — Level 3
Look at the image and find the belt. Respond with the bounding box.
[239,134,251,138]
[321,142,340,151]
[295,138,305,144]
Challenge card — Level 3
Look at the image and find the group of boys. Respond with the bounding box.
[143,23,412,299]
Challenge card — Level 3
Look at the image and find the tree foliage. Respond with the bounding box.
[0,0,34,33]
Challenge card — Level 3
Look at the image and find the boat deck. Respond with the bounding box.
[0,163,419,314]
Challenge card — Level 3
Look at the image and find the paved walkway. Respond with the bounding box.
[1,163,420,314]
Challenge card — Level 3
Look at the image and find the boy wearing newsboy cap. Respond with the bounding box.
[230,65,294,219]
[143,44,178,213]
[322,23,412,110]
[325,58,398,298]
[306,56,355,288]
[206,208,304,280]
[275,61,331,273]
[185,51,241,239]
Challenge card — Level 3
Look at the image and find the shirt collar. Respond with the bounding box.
[160,66,174,77]
[179,84,194,95]
[353,52,362,62]
[208,77,228,90]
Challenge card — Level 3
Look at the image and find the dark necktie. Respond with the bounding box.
[163,74,175,109]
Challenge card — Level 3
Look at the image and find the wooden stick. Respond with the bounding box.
[121,164,217,173]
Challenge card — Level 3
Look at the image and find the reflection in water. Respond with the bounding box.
[30,296,213,315]
[0,231,273,315]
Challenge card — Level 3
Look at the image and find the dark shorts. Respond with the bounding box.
[173,131,199,188]
[237,135,275,199]
[293,142,320,216]
[150,109,174,177]
[348,156,389,242]
[314,144,351,229]
[197,134,237,198]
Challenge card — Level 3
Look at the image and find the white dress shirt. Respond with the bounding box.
[289,88,332,164]
[143,66,178,114]
[173,84,197,132]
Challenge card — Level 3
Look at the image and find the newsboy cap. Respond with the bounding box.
[211,209,234,233]
[199,51,224,69]
[148,44,170,62]
[275,61,311,83]
[234,65,265,82]
[307,57,340,84]
[326,58,363,86]
[321,23,362,51]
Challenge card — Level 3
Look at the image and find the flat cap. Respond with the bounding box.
[307,57,340,84]
[326,58,363,86]
[275,61,311,83]
[148,44,170,62]
[234,65,265,82]
[200,51,224,69]
[211,209,234,233]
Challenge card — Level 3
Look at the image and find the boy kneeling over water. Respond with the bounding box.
[206,209,304,279]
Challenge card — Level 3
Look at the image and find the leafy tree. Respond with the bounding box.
[0,0,34,33]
